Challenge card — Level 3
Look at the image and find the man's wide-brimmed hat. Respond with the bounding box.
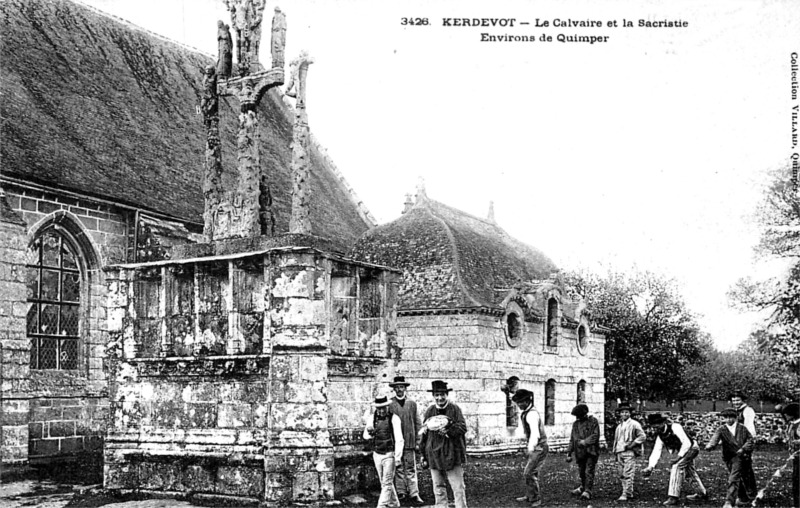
[373,395,391,408]
[615,402,634,413]
[511,389,534,404]
[571,404,589,418]
[388,375,411,387]
[719,407,738,418]
[780,402,800,419]
[427,380,452,393]
[647,413,667,425]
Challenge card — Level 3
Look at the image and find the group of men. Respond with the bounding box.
[364,377,467,508]
[365,378,797,508]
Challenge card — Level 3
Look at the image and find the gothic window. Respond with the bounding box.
[546,298,558,346]
[545,379,556,425]
[26,229,82,370]
[577,380,587,404]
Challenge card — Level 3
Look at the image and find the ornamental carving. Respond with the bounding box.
[328,356,385,377]
[129,356,270,378]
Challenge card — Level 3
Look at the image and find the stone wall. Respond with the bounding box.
[608,411,795,446]
[5,186,130,265]
[396,312,605,452]
[0,206,30,465]
[2,185,119,464]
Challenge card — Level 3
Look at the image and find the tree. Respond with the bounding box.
[729,163,800,376]
[686,343,799,406]
[565,270,709,404]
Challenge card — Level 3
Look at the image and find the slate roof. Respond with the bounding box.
[351,194,558,310]
[0,0,373,249]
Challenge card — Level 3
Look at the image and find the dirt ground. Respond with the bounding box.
[5,446,795,508]
[397,444,797,507]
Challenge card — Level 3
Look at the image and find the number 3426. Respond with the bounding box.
[401,18,430,26]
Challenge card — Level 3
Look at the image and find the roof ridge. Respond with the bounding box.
[70,0,213,58]
[428,198,501,228]
[420,204,484,308]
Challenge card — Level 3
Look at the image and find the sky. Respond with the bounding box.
[77,0,800,350]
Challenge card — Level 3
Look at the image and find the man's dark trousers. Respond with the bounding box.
[578,455,598,495]
[738,455,757,502]
[724,456,751,505]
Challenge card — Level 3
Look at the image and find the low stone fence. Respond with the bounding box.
[604,410,790,446]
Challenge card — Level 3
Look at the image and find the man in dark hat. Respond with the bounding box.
[419,380,468,508]
[730,392,758,503]
[512,388,547,507]
[704,407,755,508]
[779,402,800,507]
[364,395,405,508]
[565,403,600,500]
[642,413,708,506]
[388,376,425,505]
[612,402,646,501]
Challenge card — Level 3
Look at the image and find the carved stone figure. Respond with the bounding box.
[259,174,275,236]
[217,21,233,79]
[270,7,286,69]
[200,65,218,128]
[225,0,267,75]
[285,50,313,107]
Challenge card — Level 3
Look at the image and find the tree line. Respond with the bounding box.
[566,163,800,408]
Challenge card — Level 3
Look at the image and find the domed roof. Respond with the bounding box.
[351,194,558,310]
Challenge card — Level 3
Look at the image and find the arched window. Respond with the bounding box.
[545,379,556,425]
[577,325,588,353]
[505,391,518,427]
[26,228,82,370]
[546,298,558,346]
[577,380,586,404]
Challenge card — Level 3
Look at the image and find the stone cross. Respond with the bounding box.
[201,4,286,241]
[287,51,314,234]
[224,0,267,75]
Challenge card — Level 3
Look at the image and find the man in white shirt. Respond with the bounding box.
[642,413,708,506]
[512,389,548,507]
[731,392,758,503]
[364,395,404,508]
[612,402,647,501]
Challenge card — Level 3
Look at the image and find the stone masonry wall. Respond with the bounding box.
[3,185,118,462]
[5,186,130,265]
[0,215,30,464]
[396,313,605,452]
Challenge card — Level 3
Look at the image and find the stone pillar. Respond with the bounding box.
[201,66,224,242]
[233,106,262,238]
[288,52,314,235]
[0,189,30,466]
[265,252,333,503]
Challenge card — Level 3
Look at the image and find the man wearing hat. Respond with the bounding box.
[611,402,646,502]
[388,376,425,505]
[704,407,755,508]
[364,395,405,508]
[642,413,708,506]
[779,402,800,507]
[565,403,600,500]
[419,380,468,508]
[512,388,548,507]
[730,392,758,503]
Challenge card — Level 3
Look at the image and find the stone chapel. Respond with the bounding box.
[0,0,605,504]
